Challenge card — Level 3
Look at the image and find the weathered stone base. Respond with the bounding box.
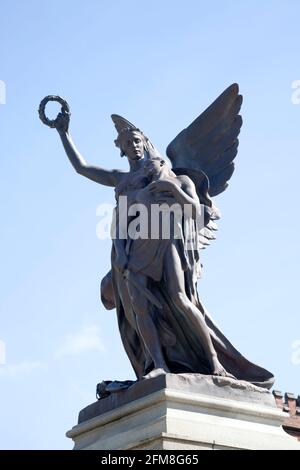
[66,374,300,450]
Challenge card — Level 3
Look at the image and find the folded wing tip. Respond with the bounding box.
[229,82,239,94]
[228,83,243,103]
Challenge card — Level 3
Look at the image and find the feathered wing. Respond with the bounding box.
[166,83,242,197]
[167,83,242,250]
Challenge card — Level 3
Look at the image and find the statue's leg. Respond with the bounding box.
[164,243,227,376]
[113,268,151,380]
[126,271,170,378]
[114,269,138,330]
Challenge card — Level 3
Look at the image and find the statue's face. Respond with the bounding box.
[144,159,166,178]
[121,131,144,160]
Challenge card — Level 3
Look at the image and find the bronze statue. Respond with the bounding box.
[39,84,274,392]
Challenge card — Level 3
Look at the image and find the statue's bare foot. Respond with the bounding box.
[143,367,170,380]
[212,358,236,379]
[213,366,228,377]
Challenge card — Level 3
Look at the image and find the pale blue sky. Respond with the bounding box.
[0,0,300,449]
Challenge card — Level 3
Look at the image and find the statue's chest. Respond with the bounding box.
[115,175,148,202]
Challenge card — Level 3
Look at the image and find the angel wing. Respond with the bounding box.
[166,84,242,251]
[166,83,242,197]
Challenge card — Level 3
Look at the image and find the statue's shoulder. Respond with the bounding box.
[176,173,194,188]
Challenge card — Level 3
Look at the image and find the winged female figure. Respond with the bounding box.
[39,84,274,390]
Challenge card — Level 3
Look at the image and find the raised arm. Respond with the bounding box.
[56,111,126,187]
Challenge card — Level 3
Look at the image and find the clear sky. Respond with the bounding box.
[0,0,300,450]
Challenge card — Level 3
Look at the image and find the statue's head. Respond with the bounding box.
[114,127,147,160]
[143,156,173,180]
[111,114,160,161]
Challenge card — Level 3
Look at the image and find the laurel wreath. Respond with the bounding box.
[38,95,70,128]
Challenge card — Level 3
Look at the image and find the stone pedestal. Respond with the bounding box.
[66,374,300,450]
